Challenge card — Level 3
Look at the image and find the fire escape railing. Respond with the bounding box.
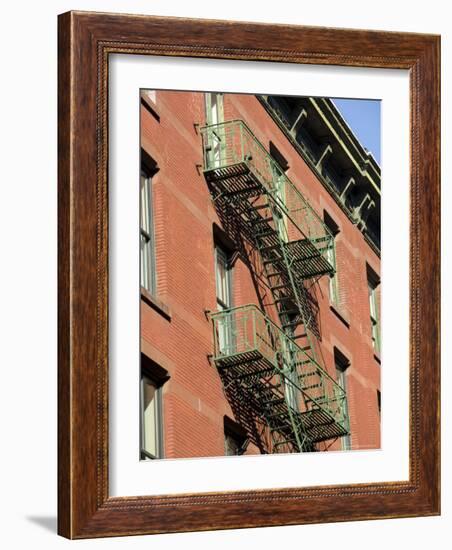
[200,119,335,271]
[211,304,349,443]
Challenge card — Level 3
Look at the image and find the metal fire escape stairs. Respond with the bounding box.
[201,119,349,453]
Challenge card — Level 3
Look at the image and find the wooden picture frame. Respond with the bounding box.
[58,10,440,539]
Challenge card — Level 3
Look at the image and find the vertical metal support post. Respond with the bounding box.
[240,122,244,163]
[252,307,257,354]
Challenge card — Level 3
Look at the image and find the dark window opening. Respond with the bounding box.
[323,210,340,236]
[224,416,249,456]
[269,141,289,172]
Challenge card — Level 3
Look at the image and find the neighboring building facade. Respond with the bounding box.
[140,89,381,460]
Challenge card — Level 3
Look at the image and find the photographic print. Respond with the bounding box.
[58,11,440,537]
[139,90,381,460]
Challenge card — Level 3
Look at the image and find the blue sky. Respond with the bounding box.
[332,98,381,165]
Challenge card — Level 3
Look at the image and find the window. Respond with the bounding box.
[324,211,340,306]
[367,265,381,354]
[377,389,381,417]
[224,417,249,456]
[215,243,233,354]
[205,92,224,125]
[215,244,233,311]
[334,348,351,451]
[205,93,224,168]
[140,356,168,460]
[280,337,299,411]
[140,167,156,295]
[140,375,162,460]
[270,142,289,243]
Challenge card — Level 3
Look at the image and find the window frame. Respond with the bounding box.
[334,347,352,451]
[214,240,235,356]
[205,92,224,126]
[367,264,381,355]
[139,355,169,461]
[140,373,164,460]
[214,244,233,311]
[140,161,158,296]
[205,92,225,169]
[270,143,290,243]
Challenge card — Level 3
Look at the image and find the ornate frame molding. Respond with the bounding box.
[58,11,440,538]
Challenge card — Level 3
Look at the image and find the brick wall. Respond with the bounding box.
[140,90,380,458]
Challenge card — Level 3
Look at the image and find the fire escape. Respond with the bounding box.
[201,119,350,453]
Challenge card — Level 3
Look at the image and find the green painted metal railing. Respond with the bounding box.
[211,304,349,432]
[200,119,335,266]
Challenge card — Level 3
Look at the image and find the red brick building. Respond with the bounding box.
[139,90,381,460]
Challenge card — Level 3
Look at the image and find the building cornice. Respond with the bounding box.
[257,95,381,255]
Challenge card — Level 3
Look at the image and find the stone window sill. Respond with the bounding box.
[330,302,350,328]
[141,287,171,321]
